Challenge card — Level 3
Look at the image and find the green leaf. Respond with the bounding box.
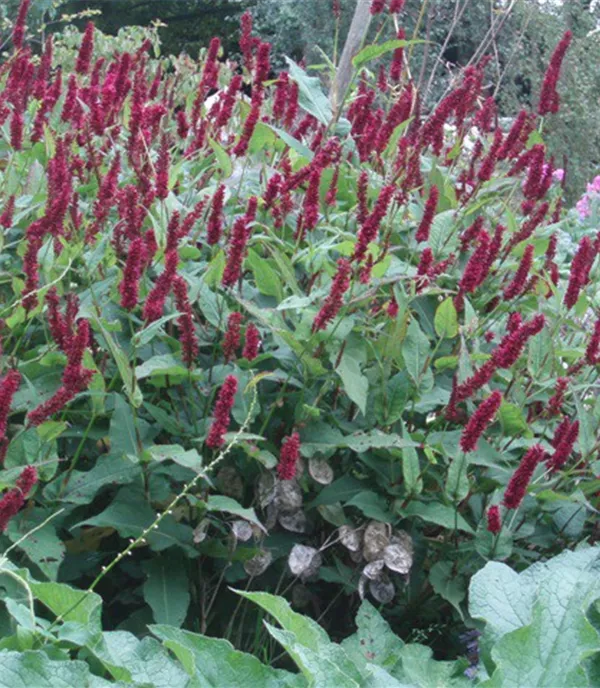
[286,58,332,126]
[401,422,422,496]
[0,651,105,688]
[484,557,600,686]
[131,313,181,347]
[308,475,366,509]
[7,508,65,580]
[352,39,425,69]
[27,580,103,630]
[151,624,303,687]
[429,562,466,619]
[345,491,393,521]
[147,444,203,471]
[143,555,190,627]
[93,317,143,407]
[402,318,431,387]
[135,354,189,380]
[341,600,403,672]
[434,298,458,339]
[498,401,531,438]
[393,644,470,687]
[445,452,470,503]
[205,495,266,533]
[401,502,474,534]
[208,137,233,178]
[268,125,314,159]
[238,591,363,686]
[335,338,369,415]
[247,249,284,301]
[375,372,411,426]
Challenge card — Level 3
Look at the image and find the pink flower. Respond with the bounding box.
[312,259,353,332]
[277,432,301,480]
[243,323,261,361]
[459,390,502,453]
[503,445,545,509]
[486,505,502,534]
[206,376,238,448]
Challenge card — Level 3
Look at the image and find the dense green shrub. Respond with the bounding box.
[0,1,600,684]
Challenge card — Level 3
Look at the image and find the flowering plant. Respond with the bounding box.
[0,0,598,674]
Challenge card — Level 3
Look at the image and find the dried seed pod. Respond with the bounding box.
[363,559,385,580]
[217,466,244,500]
[244,549,272,576]
[276,479,303,510]
[278,508,308,533]
[193,519,210,544]
[369,577,395,604]
[363,521,389,562]
[383,544,412,574]
[350,549,364,563]
[339,525,362,552]
[308,458,334,485]
[288,544,322,577]
[257,472,276,507]
[232,520,253,542]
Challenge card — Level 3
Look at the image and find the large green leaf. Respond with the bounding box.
[335,338,369,416]
[402,319,431,387]
[151,624,302,687]
[143,555,190,627]
[0,651,110,688]
[205,495,266,532]
[352,39,425,69]
[286,58,332,126]
[401,502,474,534]
[434,298,458,339]
[392,644,471,687]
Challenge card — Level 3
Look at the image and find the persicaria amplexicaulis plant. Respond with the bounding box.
[0,1,596,660]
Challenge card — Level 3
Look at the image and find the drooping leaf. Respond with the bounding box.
[286,58,332,126]
[143,555,190,627]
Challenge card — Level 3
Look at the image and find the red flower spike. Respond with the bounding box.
[547,377,569,416]
[76,22,95,75]
[585,319,600,365]
[477,128,503,183]
[370,0,386,14]
[143,249,178,322]
[353,184,395,262]
[0,196,16,228]
[312,259,353,332]
[503,244,534,300]
[503,445,546,510]
[459,230,490,294]
[538,31,573,116]
[459,390,502,453]
[415,185,439,243]
[0,465,37,532]
[547,420,579,473]
[564,236,595,309]
[12,0,31,50]
[222,198,257,288]
[277,432,301,480]
[0,370,21,457]
[303,169,322,231]
[120,237,146,311]
[223,312,243,362]
[206,376,238,448]
[498,110,528,160]
[243,323,261,361]
[486,505,502,534]
[459,216,484,252]
[172,276,198,367]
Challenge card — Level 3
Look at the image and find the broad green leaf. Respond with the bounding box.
[345,491,394,521]
[148,444,203,471]
[352,39,425,69]
[484,559,600,687]
[143,555,190,628]
[268,125,314,159]
[151,624,302,687]
[429,562,466,619]
[131,313,181,347]
[335,338,369,415]
[434,298,458,339]
[135,354,189,380]
[393,643,471,687]
[109,394,146,459]
[286,58,332,126]
[7,508,65,580]
[247,249,284,301]
[27,580,102,630]
[401,502,474,534]
[498,401,531,438]
[209,137,232,177]
[402,318,431,387]
[93,317,143,407]
[341,600,403,671]
[205,495,266,533]
[308,475,366,509]
[0,651,108,688]
[374,371,411,425]
[87,632,189,687]
[445,452,470,503]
